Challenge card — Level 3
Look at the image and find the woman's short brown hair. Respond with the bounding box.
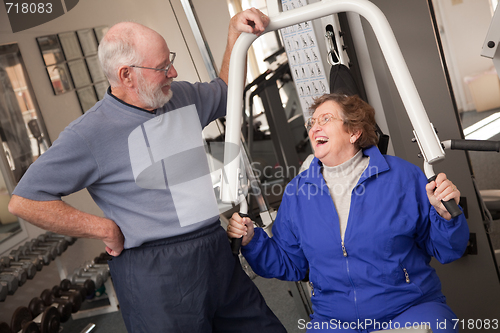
[309,93,379,149]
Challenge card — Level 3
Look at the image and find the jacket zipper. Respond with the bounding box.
[341,241,348,257]
[310,281,314,296]
[341,241,360,320]
[403,267,410,283]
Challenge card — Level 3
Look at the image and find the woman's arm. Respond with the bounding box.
[418,173,469,263]
[227,197,309,281]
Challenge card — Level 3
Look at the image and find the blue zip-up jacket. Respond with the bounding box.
[242,146,469,322]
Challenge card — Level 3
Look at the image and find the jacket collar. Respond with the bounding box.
[299,145,390,187]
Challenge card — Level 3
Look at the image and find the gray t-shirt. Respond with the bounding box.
[14,79,227,249]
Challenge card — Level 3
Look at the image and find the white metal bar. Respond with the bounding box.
[222,0,445,203]
[266,0,280,18]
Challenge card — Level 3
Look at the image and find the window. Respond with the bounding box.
[0,43,49,246]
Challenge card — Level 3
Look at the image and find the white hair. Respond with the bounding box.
[98,27,143,86]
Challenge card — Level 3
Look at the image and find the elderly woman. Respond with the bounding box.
[227,93,469,332]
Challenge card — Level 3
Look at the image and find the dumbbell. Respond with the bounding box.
[11,306,33,333]
[0,281,8,301]
[44,232,77,245]
[11,305,60,333]
[60,278,95,300]
[28,296,72,323]
[0,322,10,333]
[0,256,36,279]
[35,235,68,256]
[41,287,82,313]
[16,246,51,266]
[8,249,44,271]
[0,257,8,267]
[24,240,58,261]
[51,285,85,312]
[25,239,57,256]
[81,262,109,282]
[69,268,103,290]
[0,265,27,286]
[83,259,110,270]
[19,321,40,333]
[0,270,19,295]
[93,252,112,264]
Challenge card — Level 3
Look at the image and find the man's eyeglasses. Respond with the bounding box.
[130,52,176,76]
[305,113,343,131]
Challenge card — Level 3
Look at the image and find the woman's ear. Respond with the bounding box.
[350,130,361,144]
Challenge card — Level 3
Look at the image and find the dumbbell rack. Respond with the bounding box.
[54,255,119,320]
[1,234,122,332]
[0,232,78,302]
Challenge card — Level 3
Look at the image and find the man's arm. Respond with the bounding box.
[8,195,124,256]
[219,7,269,84]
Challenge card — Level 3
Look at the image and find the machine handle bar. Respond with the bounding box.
[442,139,500,152]
[427,175,462,219]
[230,213,249,255]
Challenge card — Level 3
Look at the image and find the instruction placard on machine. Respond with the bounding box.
[281,0,329,118]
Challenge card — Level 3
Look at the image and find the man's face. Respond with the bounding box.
[135,70,174,110]
[134,42,177,110]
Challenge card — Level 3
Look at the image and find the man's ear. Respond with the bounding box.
[118,66,134,88]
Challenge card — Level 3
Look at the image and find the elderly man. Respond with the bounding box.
[9,8,286,333]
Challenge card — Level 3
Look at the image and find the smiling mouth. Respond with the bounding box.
[315,138,329,145]
[163,79,174,88]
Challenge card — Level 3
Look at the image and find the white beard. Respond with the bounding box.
[136,73,173,109]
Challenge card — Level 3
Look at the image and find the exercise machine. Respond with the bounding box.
[222,0,500,328]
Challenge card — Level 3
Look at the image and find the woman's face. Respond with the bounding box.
[307,100,360,167]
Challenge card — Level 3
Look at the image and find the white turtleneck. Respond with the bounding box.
[322,150,369,241]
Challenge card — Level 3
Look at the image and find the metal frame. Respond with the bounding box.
[482,1,500,80]
[222,0,446,203]
[257,78,301,176]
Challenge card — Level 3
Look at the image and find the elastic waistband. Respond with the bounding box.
[140,222,222,248]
